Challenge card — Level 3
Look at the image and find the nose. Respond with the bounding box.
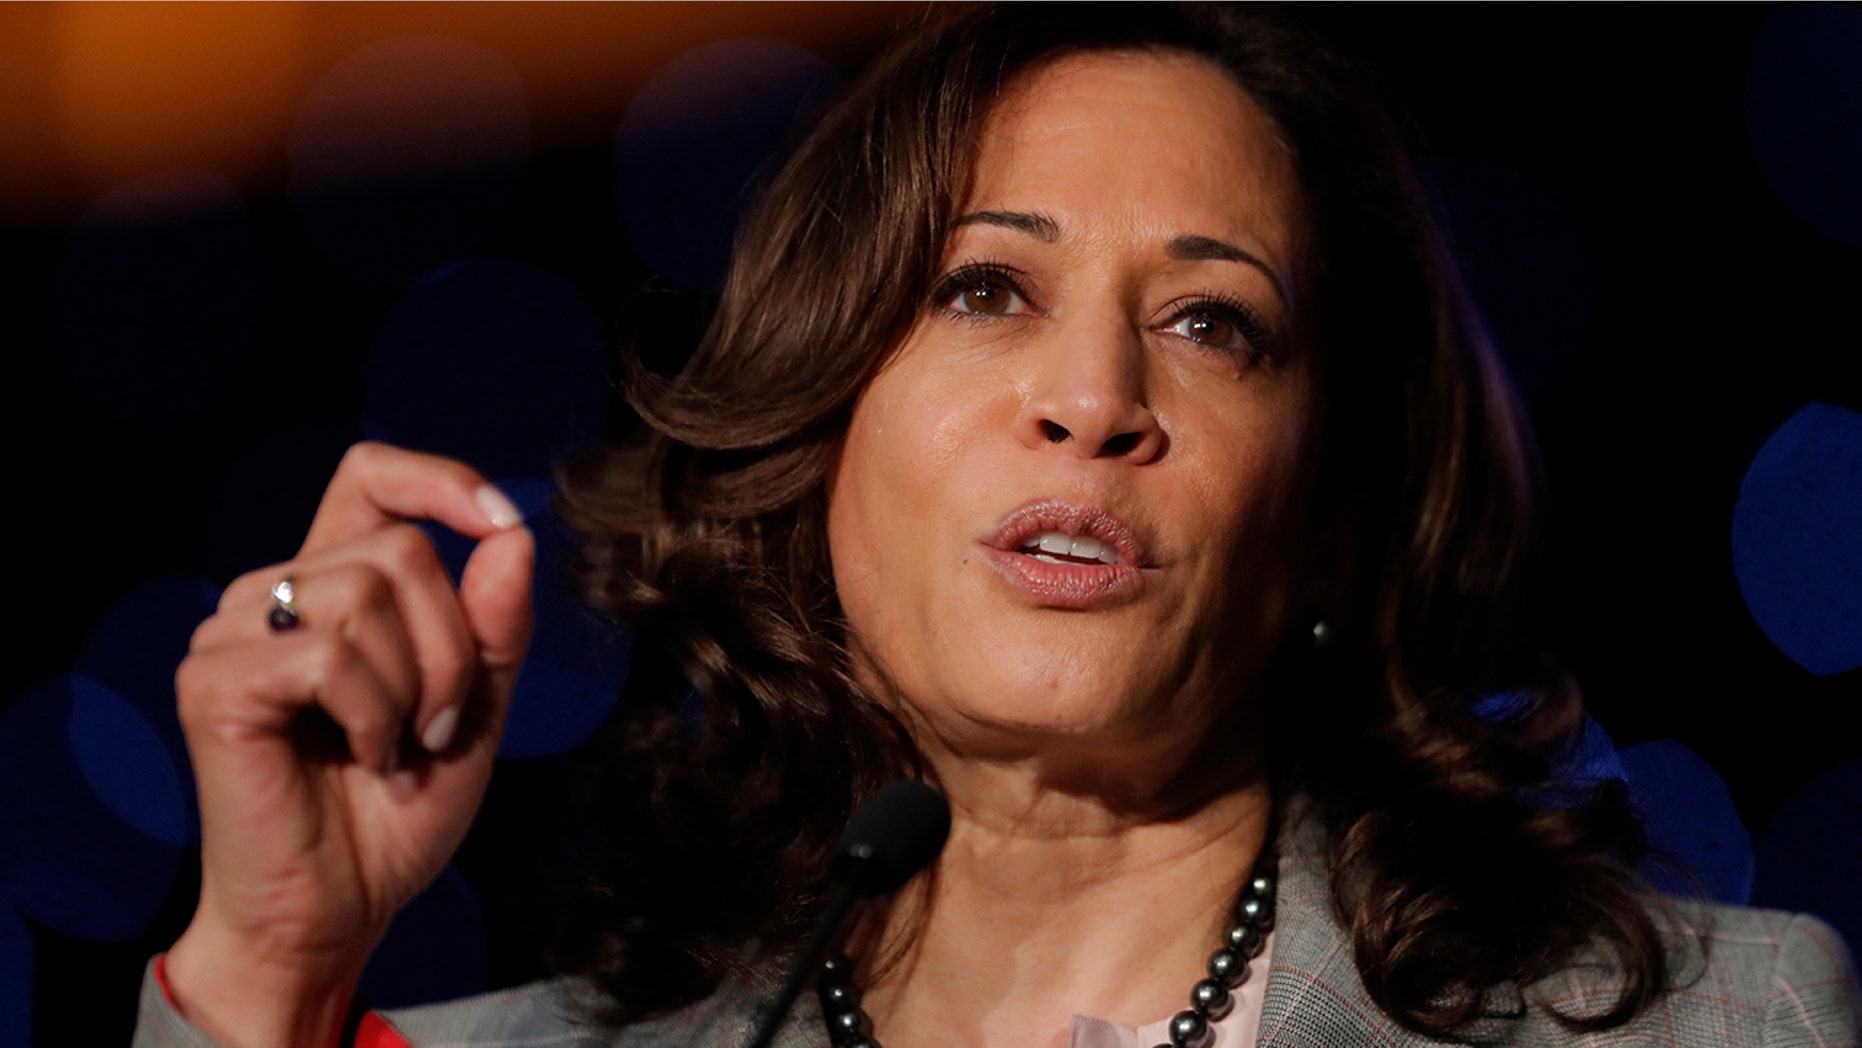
[1014,316,1164,463]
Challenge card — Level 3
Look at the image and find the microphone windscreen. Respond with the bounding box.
[836,780,951,895]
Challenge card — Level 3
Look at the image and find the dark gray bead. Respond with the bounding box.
[1249,873,1275,900]
[1168,1009,1210,1046]
[1236,894,1268,925]
[820,955,855,985]
[1190,978,1232,1017]
[827,1008,872,1041]
[1207,947,1246,985]
[1225,921,1263,956]
[820,982,861,1011]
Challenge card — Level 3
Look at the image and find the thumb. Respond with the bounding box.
[459,524,535,706]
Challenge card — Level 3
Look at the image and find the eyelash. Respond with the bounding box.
[928,260,1032,318]
[927,261,1273,360]
[1162,291,1273,360]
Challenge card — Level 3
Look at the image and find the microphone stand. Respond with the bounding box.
[741,879,860,1048]
[740,780,950,1048]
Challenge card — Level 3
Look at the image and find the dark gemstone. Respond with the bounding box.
[1236,895,1267,925]
[827,1007,872,1042]
[1207,947,1245,985]
[820,955,855,985]
[1225,922,1263,956]
[1168,1009,1210,1046]
[267,605,300,631]
[820,982,861,1011]
[1190,978,1232,1017]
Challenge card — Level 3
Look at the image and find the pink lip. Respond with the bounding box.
[981,499,1151,609]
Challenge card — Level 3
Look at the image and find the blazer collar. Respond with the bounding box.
[1254,807,1522,1048]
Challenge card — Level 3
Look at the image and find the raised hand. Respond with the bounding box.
[162,443,534,1048]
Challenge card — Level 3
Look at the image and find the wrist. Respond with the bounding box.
[165,920,373,1048]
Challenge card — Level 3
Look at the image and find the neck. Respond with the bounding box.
[852,749,1273,1048]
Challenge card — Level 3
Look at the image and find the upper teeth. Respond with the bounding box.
[1021,531,1120,565]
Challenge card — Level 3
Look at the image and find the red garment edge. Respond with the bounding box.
[153,953,411,1048]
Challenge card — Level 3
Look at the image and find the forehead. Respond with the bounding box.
[964,49,1307,274]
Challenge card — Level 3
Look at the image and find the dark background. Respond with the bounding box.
[1,5,1858,1046]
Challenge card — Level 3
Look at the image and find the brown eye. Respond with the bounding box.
[932,264,1034,318]
[1182,312,1235,347]
[1161,295,1271,361]
[960,281,1014,315]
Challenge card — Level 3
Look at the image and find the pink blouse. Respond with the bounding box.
[1067,932,1273,1048]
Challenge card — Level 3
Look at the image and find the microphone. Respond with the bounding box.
[742,780,951,1048]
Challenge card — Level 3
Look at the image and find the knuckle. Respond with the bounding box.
[173,654,216,715]
[173,650,247,733]
[379,524,441,576]
[328,561,396,614]
[303,631,356,684]
[339,440,388,475]
[188,613,229,655]
[220,566,280,613]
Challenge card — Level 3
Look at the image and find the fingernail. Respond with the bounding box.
[422,706,460,753]
[475,484,523,529]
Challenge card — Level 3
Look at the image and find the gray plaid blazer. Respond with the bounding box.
[135,812,1861,1047]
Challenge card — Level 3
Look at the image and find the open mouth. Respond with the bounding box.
[985,502,1148,608]
[1017,531,1122,566]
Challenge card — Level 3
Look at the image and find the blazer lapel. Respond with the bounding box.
[1253,812,1445,1048]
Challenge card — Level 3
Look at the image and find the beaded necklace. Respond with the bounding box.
[815,854,1277,1048]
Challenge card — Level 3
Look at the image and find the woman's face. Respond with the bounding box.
[827,50,1316,768]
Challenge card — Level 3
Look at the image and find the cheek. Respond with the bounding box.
[1182,397,1317,585]
[825,380,939,653]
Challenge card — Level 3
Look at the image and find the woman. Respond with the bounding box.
[138,6,1857,1047]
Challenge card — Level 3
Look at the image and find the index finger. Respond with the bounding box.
[300,442,525,556]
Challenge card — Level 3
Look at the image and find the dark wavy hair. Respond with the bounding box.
[553,3,1667,1037]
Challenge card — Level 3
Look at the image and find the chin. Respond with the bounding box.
[936,658,1177,747]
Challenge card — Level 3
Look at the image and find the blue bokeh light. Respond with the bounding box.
[291,35,528,289]
[53,171,264,436]
[359,865,487,1008]
[0,898,30,1048]
[614,39,844,293]
[66,675,192,848]
[74,572,222,843]
[1554,714,1625,786]
[1421,154,1597,402]
[0,675,181,941]
[1754,759,1861,961]
[363,259,609,480]
[1471,694,1627,790]
[1745,5,1862,246]
[1618,739,1753,904]
[1731,402,1862,677]
[421,477,629,759]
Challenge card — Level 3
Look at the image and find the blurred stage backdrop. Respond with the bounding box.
[2,4,1859,1045]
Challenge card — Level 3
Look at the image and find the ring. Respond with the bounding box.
[268,576,302,632]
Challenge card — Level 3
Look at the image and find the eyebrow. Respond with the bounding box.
[1165,235,1290,305]
[952,209,1060,241]
[950,210,1291,306]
